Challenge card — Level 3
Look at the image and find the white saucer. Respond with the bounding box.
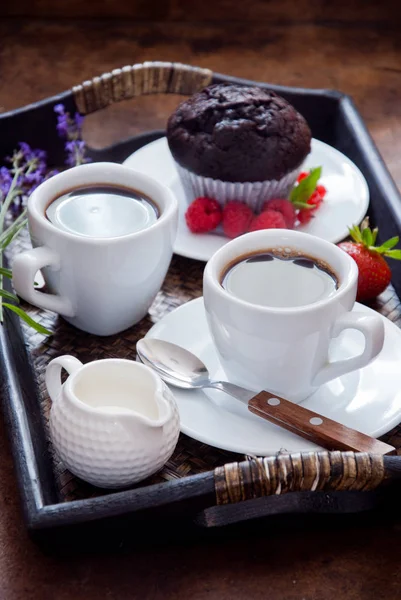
[123,137,369,262]
[145,297,401,456]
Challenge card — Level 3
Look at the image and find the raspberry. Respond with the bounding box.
[222,201,253,239]
[317,184,327,198]
[185,197,222,234]
[297,209,314,225]
[248,210,287,232]
[262,198,296,229]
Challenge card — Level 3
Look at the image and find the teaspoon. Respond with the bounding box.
[136,338,395,455]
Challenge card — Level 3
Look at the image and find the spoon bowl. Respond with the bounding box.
[136,338,211,389]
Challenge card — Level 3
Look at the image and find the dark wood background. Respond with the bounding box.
[1,0,401,21]
[1,1,401,598]
[1,0,401,193]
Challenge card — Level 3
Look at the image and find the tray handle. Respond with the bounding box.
[214,451,388,505]
[72,61,213,115]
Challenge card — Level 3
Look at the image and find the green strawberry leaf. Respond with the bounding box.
[362,227,373,247]
[378,236,399,251]
[348,225,364,244]
[347,224,401,260]
[290,167,322,206]
[383,249,401,260]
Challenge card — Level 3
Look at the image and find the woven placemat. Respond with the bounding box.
[6,230,401,502]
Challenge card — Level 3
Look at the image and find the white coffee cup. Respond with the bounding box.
[12,163,178,336]
[203,229,385,403]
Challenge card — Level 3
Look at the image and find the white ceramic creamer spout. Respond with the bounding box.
[114,369,174,436]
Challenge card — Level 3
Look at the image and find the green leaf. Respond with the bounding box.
[0,221,27,250]
[292,201,316,209]
[348,225,363,244]
[371,227,379,245]
[362,227,373,247]
[0,267,12,279]
[383,249,401,260]
[379,236,399,251]
[3,303,52,335]
[290,167,322,205]
[0,289,19,303]
[0,211,28,248]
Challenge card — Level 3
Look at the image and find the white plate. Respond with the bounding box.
[123,137,369,262]
[145,297,401,456]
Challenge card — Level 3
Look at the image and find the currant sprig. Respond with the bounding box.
[289,167,322,209]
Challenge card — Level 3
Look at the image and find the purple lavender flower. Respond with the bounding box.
[54,103,90,167]
[31,148,47,163]
[0,166,12,198]
[14,143,47,170]
[64,140,89,167]
[56,116,69,137]
[18,142,31,157]
[0,142,52,214]
[0,166,11,180]
[54,104,71,138]
[25,170,45,185]
[54,103,65,114]
[0,107,90,218]
[74,113,84,131]
[65,141,76,152]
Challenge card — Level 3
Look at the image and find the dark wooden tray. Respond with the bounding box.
[2,62,401,552]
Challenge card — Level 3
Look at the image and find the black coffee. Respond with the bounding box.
[46,185,159,238]
[221,251,339,308]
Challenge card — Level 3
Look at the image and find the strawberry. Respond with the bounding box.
[248,210,287,232]
[338,224,401,301]
[185,197,222,233]
[222,201,253,239]
[262,199,296,229]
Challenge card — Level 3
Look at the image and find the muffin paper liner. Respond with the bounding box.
[176,163,301,213]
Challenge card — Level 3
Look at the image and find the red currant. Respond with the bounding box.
[297,172,308,183]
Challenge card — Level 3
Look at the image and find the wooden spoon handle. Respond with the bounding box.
[248,391,396,455]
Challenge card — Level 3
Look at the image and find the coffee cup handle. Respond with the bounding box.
[12,246,75,317]
[46,355,83,403]
[312,312,385,387]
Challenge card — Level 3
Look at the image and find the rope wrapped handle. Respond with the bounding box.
[215,451,386,505]
[72,61,213,115]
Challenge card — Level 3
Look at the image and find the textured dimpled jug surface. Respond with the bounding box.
[45,356,180,488]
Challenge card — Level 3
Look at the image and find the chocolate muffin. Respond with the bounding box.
[167,83,312,210]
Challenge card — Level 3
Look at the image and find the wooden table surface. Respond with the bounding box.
[1,13,401,600]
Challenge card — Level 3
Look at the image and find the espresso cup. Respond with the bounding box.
[12,163,178,336]
[203,229,385,403]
